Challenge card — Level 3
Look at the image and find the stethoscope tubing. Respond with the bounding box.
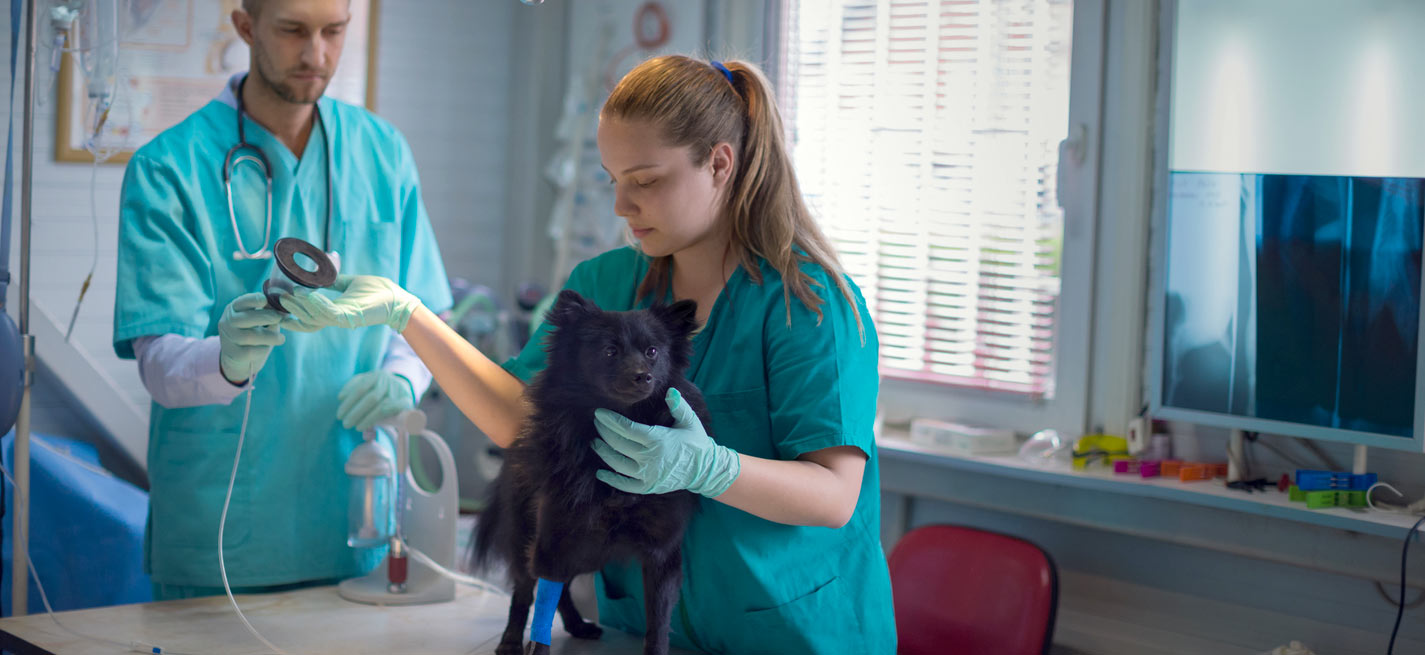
[223,73,333,261]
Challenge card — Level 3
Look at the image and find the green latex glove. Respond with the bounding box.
[278,274,422,332]
[591,388,741,497]
[338,370,416,431]
[278,310,324,333]
[217,292,286,383]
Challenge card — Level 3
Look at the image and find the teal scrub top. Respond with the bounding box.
[504,247,897,654]
[112,92,452,588]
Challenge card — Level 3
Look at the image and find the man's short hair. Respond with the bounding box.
[242,0,350,19]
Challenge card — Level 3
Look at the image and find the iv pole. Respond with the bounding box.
[11,0,36,617]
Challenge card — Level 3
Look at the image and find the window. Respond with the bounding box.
[778,0,1102,432]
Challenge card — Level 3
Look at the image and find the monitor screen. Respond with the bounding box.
[1162,173,1422,439]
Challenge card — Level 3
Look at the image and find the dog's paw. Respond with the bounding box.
[494,641,523,655]
[565,619,604,640]
[523,641,551,655]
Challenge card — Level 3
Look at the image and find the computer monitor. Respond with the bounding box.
[1149,0,1425,452]
[1151,172,1425,451]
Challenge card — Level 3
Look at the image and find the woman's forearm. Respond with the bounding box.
[400,305,529,447]
[712,446,867,528]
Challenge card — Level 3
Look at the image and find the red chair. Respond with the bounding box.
[888,525,1058,655]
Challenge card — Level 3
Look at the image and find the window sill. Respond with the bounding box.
[877,433,1422,540]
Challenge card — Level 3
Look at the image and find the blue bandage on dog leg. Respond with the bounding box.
[531,578,563,645]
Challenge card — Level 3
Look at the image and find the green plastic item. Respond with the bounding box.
[1289,485,1305,502]
[1303,489,1367,509]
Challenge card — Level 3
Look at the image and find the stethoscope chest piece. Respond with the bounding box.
[265,237,339,312]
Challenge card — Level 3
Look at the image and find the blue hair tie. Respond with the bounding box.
[711,60,734,85]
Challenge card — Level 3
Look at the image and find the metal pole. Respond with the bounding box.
[12,0,36,618]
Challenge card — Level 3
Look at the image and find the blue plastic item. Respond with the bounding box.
[2,432,151,615]
[1294,469,1377,492]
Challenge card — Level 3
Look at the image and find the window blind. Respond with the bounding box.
[781,0,1074,396]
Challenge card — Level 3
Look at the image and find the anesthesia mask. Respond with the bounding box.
[264,237,340,313]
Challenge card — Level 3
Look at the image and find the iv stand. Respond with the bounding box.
[11,0,37,617]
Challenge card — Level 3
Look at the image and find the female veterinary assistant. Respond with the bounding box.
[506,247,894,654]
[279,55,896,653]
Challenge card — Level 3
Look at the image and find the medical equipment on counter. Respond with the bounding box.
[1175,462,1217,482]
[1281,469,1378,509]
[1112,459,1140,475]
[345,429,395,549]
[226,72,333,261]
[909,418,1017,456]
[1288,485,1366,508]
[1145,433,1172,462]
[262,236,340,313]
[1071,434,1131,470]
[1017,429,1070,467]
[1295,469,1377,492]
[339,409,459,605]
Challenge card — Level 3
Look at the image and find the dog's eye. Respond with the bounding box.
[644,346,658,359]
[604,346,619,358]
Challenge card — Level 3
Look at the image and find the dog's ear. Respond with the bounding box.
[546,289,599,328]
[653,299,699,338]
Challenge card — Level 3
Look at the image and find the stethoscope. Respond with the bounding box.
[224,74,334,261]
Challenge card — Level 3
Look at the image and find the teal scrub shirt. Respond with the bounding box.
[112,93,452,588]
[504,247,897,654]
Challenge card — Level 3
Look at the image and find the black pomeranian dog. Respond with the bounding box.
[472,289,707,655]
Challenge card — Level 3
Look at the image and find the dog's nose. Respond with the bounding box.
[632,372,653,386]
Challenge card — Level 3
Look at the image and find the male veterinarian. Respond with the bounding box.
[112,0,450,600]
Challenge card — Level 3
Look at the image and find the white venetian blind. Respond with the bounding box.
[781,0,1074,396]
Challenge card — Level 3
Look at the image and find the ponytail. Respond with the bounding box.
[604,56,864,340]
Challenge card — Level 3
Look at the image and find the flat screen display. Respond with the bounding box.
[1162,173,1422,438]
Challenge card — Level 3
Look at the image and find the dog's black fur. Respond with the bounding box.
[472,290,705,655]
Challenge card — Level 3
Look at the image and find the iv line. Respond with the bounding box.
[217,369,290,655]
[401,539,509,597]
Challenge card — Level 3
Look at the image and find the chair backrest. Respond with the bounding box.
[888,525,1058,655]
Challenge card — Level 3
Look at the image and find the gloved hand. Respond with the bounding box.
[277,274,423,332]
[591,388,741,497]
[217,292,286,383]
[278,311,325,334]
[338,370,416,431]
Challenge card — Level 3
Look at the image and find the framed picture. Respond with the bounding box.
[55,0,379,164]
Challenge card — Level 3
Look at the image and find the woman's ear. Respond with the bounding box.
[710,142,736,188]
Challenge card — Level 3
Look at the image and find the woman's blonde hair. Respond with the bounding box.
[602,55,863,337]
